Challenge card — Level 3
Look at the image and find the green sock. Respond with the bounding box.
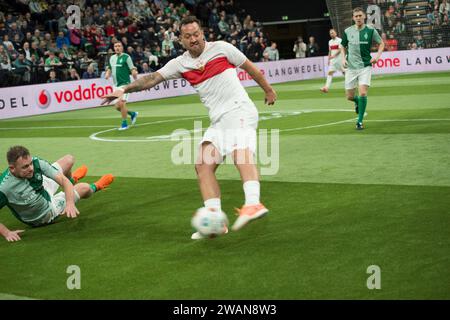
[127,111,135,117]
[121,119,127,126]
[353,96,359,105]
[358,96,367,123]
[90,183,97,193]
[69,177,75,185]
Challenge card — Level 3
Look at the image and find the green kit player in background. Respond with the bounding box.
[0,146,114,242]
[105,41,139,130]
[340,7,385,130]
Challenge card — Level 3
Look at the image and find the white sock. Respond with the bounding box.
[204,198,221,212]
[325,75,333,88]
[243,180,260,205]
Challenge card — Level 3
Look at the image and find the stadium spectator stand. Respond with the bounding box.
[358,0,450,50]
[0,0,271,87]
[1,1,449,87]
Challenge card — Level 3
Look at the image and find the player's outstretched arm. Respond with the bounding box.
[54,173,79,219]
[240,59,277,105]
[100,72,165,105]
[0,223,24,242]
[124,72,165,93]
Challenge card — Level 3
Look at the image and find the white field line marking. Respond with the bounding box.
[0,292,37,300]
[89,109,358,143]
[0,109,355,133]
[281,117,450,132]
[145,117,358,141]
[0,116,208,132]
[365,119,450,122]
[3,110,448,143]
[88,116,207,142]
[280,118,356,132]
[90,110,450,143]
[0,125,115,130]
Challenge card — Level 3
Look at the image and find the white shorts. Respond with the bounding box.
[200,105,258,157]
[40,162,80,224]
[345,66,372,90]
[329,58,344,72]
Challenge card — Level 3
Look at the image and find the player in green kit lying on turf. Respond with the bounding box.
[340,7,384,130]
[0,146,114,242]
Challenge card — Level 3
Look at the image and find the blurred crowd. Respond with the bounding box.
[0,0,280,87]
[362,0,449,51]
[291,0,450,59]
[1,0,449,88]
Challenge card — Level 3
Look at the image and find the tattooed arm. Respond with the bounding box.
[101,72,165,105]
[123,72,164,93]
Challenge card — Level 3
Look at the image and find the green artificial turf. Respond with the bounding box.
[0,71,449,299]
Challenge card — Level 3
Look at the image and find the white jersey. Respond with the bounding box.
[329,37,342,60]
[157,41,256,123]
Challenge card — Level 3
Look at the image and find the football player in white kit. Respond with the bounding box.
[101,16,277,239]
[320,29,345,93]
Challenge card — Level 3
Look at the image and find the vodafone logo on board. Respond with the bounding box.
[36,83,114,108]
[37,90,51,109]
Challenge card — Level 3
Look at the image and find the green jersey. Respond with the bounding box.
[107,53,136,87]
[0,157,59,225]
[341,24,382,70]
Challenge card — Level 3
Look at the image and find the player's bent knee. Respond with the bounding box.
[115,100,125,109]
[66,154,75,165]
[195,163,207,174]
[75,183,92,199]
[58,154,75,169]
[232,149,255,166]
[199,145,221,166]
[195,163,215,177]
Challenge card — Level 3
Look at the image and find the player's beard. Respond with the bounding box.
[189,41,204,57]
[16,169,33,179]
[190,42,200,50]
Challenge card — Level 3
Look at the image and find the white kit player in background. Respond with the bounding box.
[321,29,346,93]
[101,16,277,239]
